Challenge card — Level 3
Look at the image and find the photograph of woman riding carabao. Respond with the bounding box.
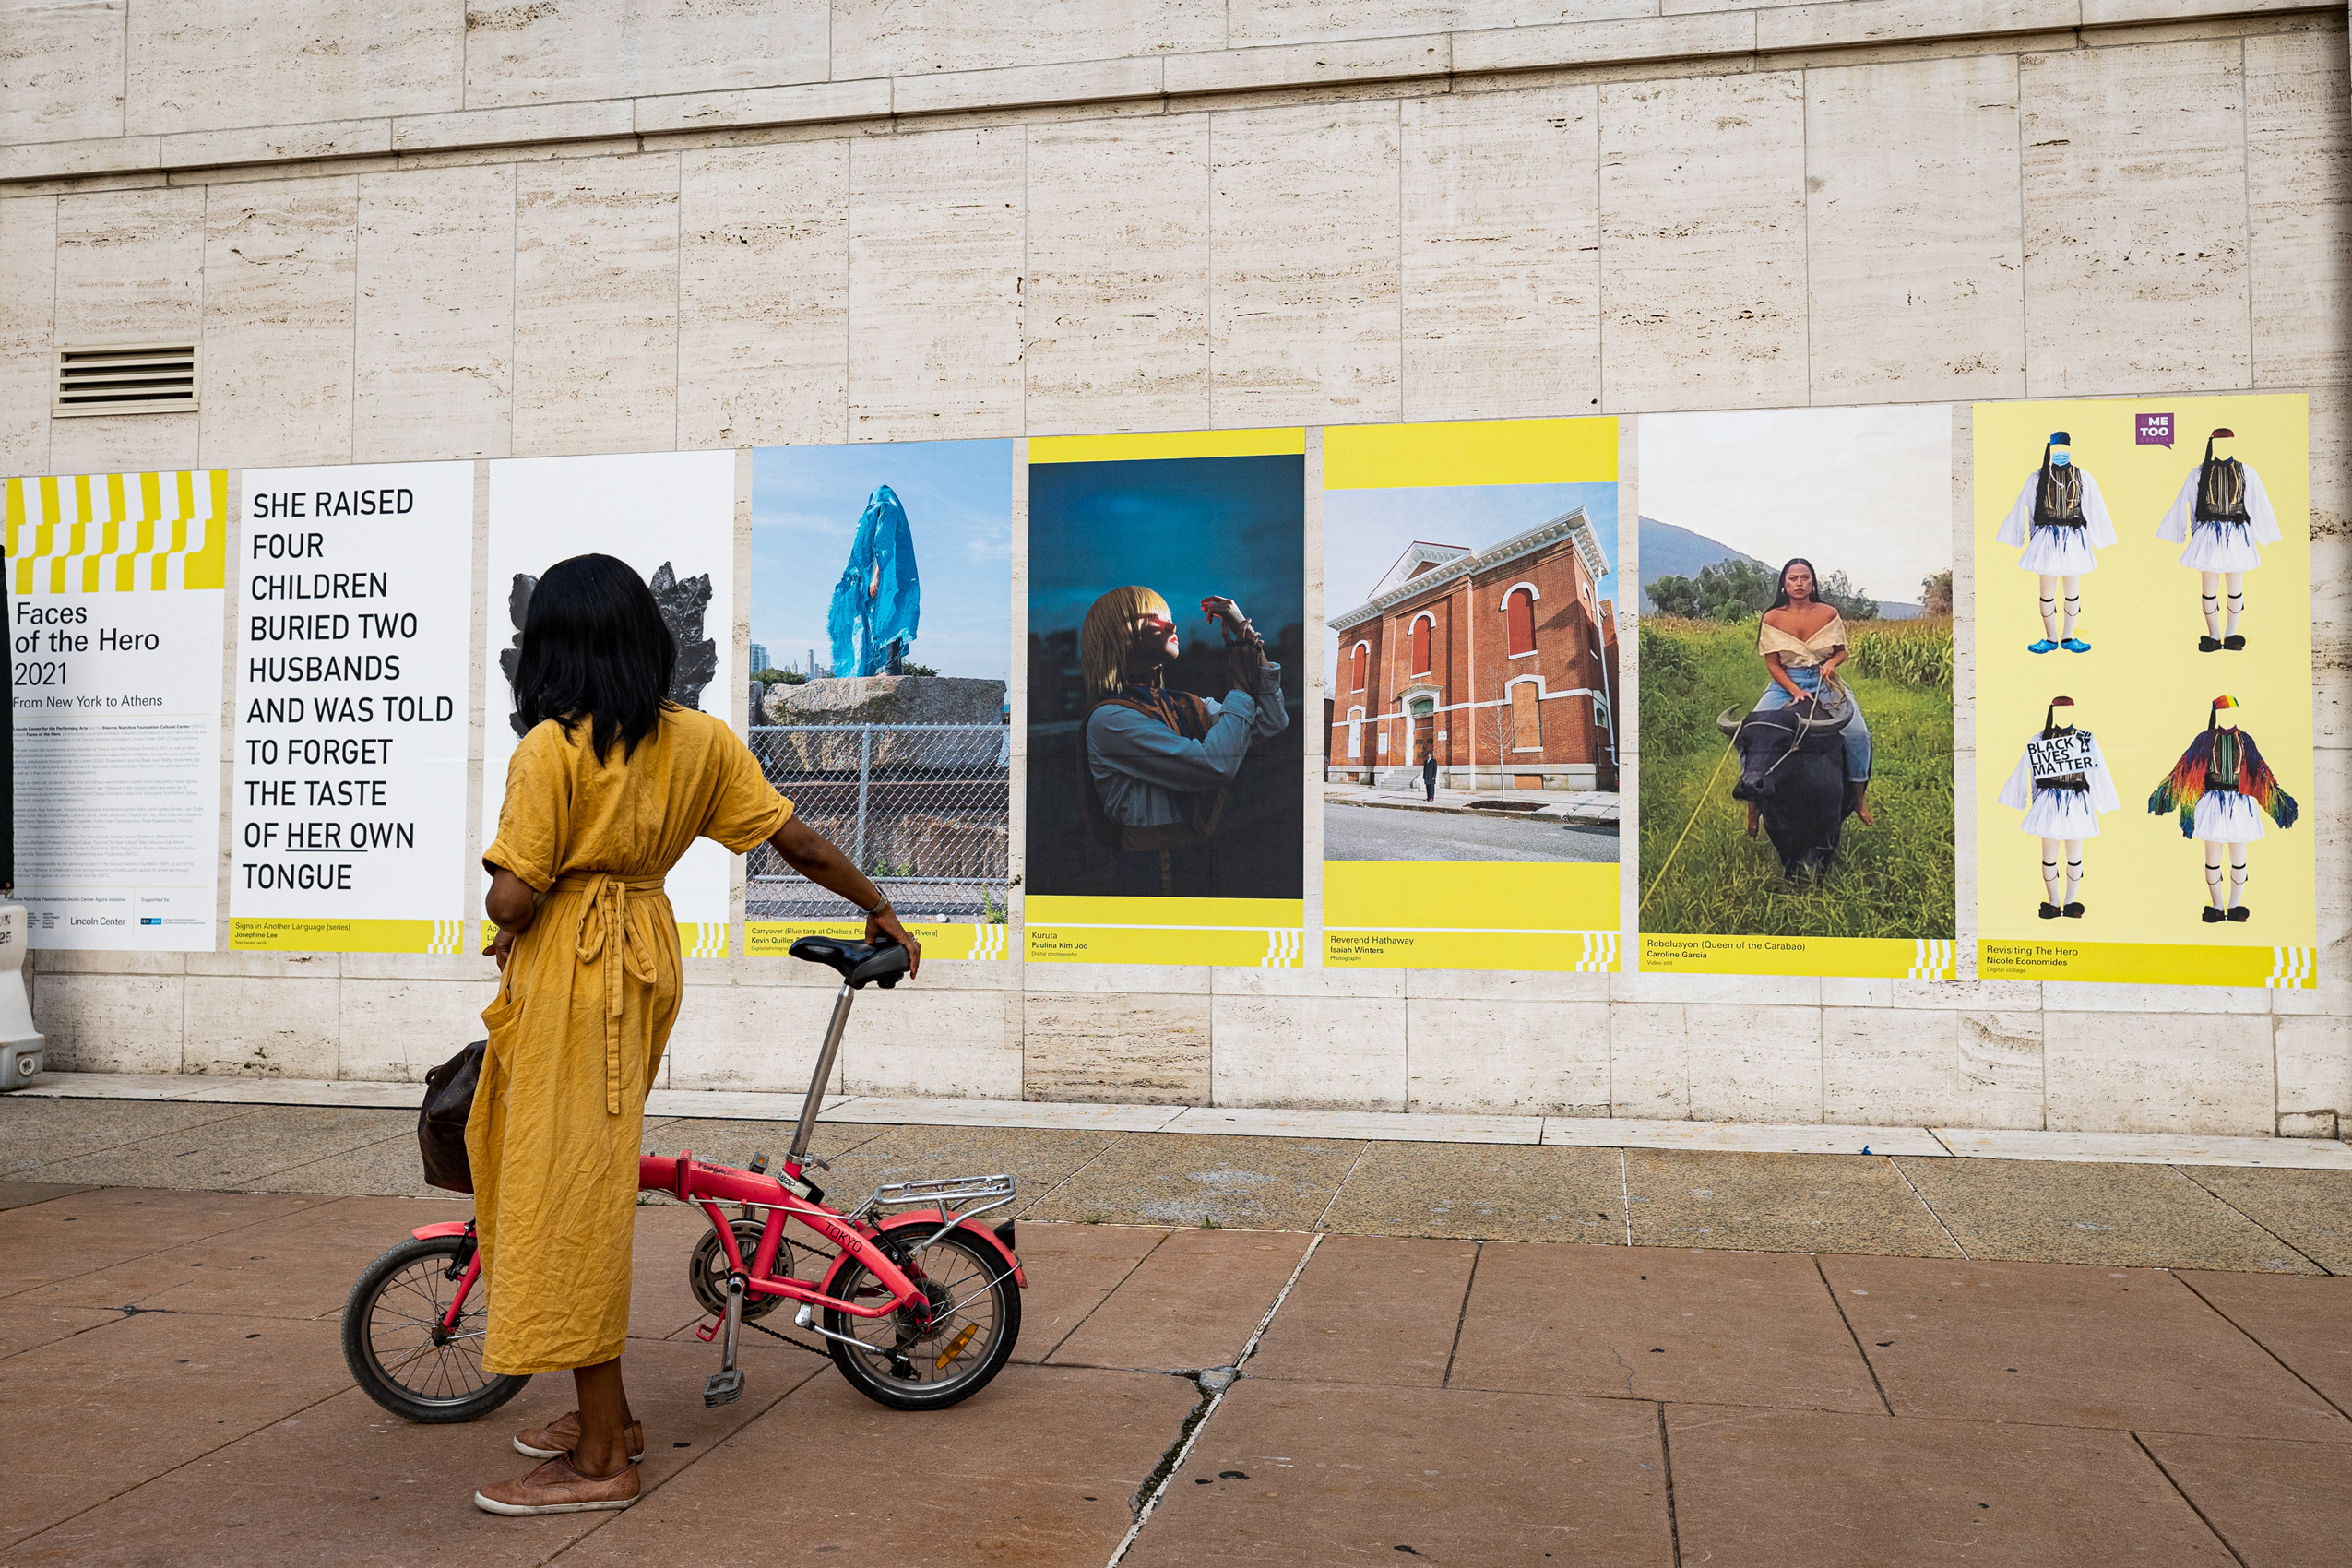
[1637,406,1954,943]
[468,554,918,1517]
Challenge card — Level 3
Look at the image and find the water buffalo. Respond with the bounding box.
[1716,697,1857,879]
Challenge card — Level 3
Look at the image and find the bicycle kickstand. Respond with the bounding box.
[703,1274,746,1407]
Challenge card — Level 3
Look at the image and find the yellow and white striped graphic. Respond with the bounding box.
[2268,946,2317,988]
[679,922,730,959]
[4,469,228,595]
[1260,928,1303,968]
[966,924,1010,961]
[426,921,467,956]
[1577,932,1620,974]
[1907,939,1957,980]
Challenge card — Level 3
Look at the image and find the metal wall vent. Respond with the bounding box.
[53,342,200,417]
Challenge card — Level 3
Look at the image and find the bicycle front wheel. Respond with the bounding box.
[341,1235,529,1423]
[824,1228,1020,1411]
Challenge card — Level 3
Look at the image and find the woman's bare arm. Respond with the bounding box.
[1764,649,1807,701]
[768,816,921,975]
[481,866,537,969]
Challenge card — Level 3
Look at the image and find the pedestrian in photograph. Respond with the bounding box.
[469,553,917,1516]
[1422,740,1438,802]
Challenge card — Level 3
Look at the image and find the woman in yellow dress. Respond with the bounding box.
[469,554,918,1516]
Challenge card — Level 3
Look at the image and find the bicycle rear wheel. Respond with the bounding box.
[824,1228,1020,1411]
[341,1235,529,1423]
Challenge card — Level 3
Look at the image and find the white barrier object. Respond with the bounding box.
[0,905,45,1090]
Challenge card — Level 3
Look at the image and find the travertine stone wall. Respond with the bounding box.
[2,2,2346,1138]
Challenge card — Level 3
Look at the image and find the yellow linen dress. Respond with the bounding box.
[469,707,790,1375]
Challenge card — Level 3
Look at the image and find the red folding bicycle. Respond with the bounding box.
[340,936,1025,1421]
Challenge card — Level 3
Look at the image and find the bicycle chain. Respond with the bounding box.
[740,1313,830,1358]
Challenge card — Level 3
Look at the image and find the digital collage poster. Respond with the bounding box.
[480,452,739,957]
[4,469,227,950]
[1321,418,1622,971]
[1024,430,1308,966]
[1972,395,2315,988]
[1636,407,1958,980]
[745,439,1014,962]
[230,462,473,954]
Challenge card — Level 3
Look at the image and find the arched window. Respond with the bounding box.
[1348,641,1368,693]
[1409,615,1431,675]
[1505,588,1537,657]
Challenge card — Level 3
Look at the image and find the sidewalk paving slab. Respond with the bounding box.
[0,1179,90,1210]
[1892,1156,2321,1272]
[2176,1270,2352,1414]
[1449,1244,1885,1413]
[1626,1149,1960,1256]
[1048,1229,1310,1372]
[1245,1236,1476,1387]
[3,1336,823,1568]
[1163,1104,1543,1144]
[811,1122,1122,1214]
[561,1363,1199,1568]
[1822,1254,2352,1441]
[1932,1125,2352,1168]
[0,1297,117,1359]
[2176,1164,2352,1272]
[1024,1133,1363,1231]
[1315,1141,1626,1243]
[1666,1407,2235,1567]
[2136,1432,2352,1568]
[0,1097,268,1176]
[32,1105,417,1191]
[1006,1222,1171,1363]
[1123,1378,1673,1567]
[1548,1116,1944,1156]
[0,1186,338,1299]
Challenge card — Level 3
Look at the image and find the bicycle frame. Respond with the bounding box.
[640,1151,924,1321]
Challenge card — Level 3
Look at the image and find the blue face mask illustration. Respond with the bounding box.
[2050,450,2071,468]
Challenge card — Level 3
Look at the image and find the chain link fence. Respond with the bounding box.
[746,722,1009,923]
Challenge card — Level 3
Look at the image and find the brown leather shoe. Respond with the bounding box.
[475,1454,641,1515]
[513,1412,645,1462]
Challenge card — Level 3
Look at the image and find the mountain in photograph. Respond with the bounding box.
[1636,517,1918,617]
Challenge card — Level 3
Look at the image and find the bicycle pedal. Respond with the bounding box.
[702,1369,743,1407]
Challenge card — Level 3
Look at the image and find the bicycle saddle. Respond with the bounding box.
[788,936,909,989]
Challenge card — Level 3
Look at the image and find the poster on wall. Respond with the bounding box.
[3,469,227,950]
[481,452,738,956]
[1321,418,1621,971]
[230,463,474,953]
[1972,395,2314,988]
[1636,407,1957,980]
[745,440,1013,962]
[1025,430,1306,966]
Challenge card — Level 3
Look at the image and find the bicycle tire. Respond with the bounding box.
[341,1235,529,1423]
[824,1228,1020,1411]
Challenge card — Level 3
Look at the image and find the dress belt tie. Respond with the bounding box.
[553,872,667,1115]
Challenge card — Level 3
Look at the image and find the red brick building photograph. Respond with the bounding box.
[1328,507,1620,793]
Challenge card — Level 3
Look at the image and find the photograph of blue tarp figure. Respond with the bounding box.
[749,440,1014,929]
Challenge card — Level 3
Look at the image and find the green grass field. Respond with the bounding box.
[1638,616,1955,939]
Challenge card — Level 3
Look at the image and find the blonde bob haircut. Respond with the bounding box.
[1081,586,1170,705]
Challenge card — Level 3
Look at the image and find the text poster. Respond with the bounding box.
[1025,430,1306,966]
[1321,418,1622,971]
[1972,395,2314,988]
[230,463,474,953]
[747,440,1013,962]
[482,452,737,956]
[3,469,227,950]
[1636,407,1957,980]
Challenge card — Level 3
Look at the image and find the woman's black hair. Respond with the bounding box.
[1767,558,1821,612]
[510,553,675,763]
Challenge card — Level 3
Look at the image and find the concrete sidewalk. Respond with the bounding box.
[1322,780,1621,824]
[3,1099,2348,1565]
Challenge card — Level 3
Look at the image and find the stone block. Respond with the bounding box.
[353,163,516,461]
[338,978,498,1082]
[1,0,127,145]
[846,126,1024,442]
[1407,996,1609,1115]
[636,79,890,137]
[0,196,56,473]
[0,135,158,182]
[1823,1006,2044,1129]
[662,982,841,1092]
[389,99,635,154]
[182,974,340,1079]
[1805,54,2025,402]
[2275,1014,2349,1139]
[1231,0,1655,47]
[30,972,183,1075]
[125,0,462,137]
[2018,40,2251,398]
[1451,11,1753,74]
[2043,1010,2273,1136]
[1756,0,2077,51]
[461,0,826,109]
[51,184,204,474]
[1608,1001,1689,1118]
[1211,992,1408,1110]
[894,56,1163,117]
[1400,84,1602,422]
[1404,968,1610,1003]
[830,0,1225,79]
[2244,30,2351,390]
[512,152,681,457]
[1598,72,1808,412]
[1023,115,1211,435]
[1685,1002,1822,1123]
[676,140,849,449]
[160,120,393,172]
[1208,101,1402,428]
[199,175,359,469]
[839,989,1023,1099]
[1022,992,1212,1104]
[1164,35,1449,98]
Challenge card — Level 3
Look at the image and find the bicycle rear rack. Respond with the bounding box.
[849,1173,1017,1250]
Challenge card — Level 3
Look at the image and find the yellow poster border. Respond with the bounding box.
[1323,861,1621,970]
[1028,429,1305,464]
[1978,938,2315,988]
[1025,895,1304,967]
[1641,933,1955,980]
[233,918,469,955]
[747,921,1012,962]
[1324,417,1618,489]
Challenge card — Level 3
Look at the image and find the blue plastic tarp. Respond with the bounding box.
[826,483,921,677]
